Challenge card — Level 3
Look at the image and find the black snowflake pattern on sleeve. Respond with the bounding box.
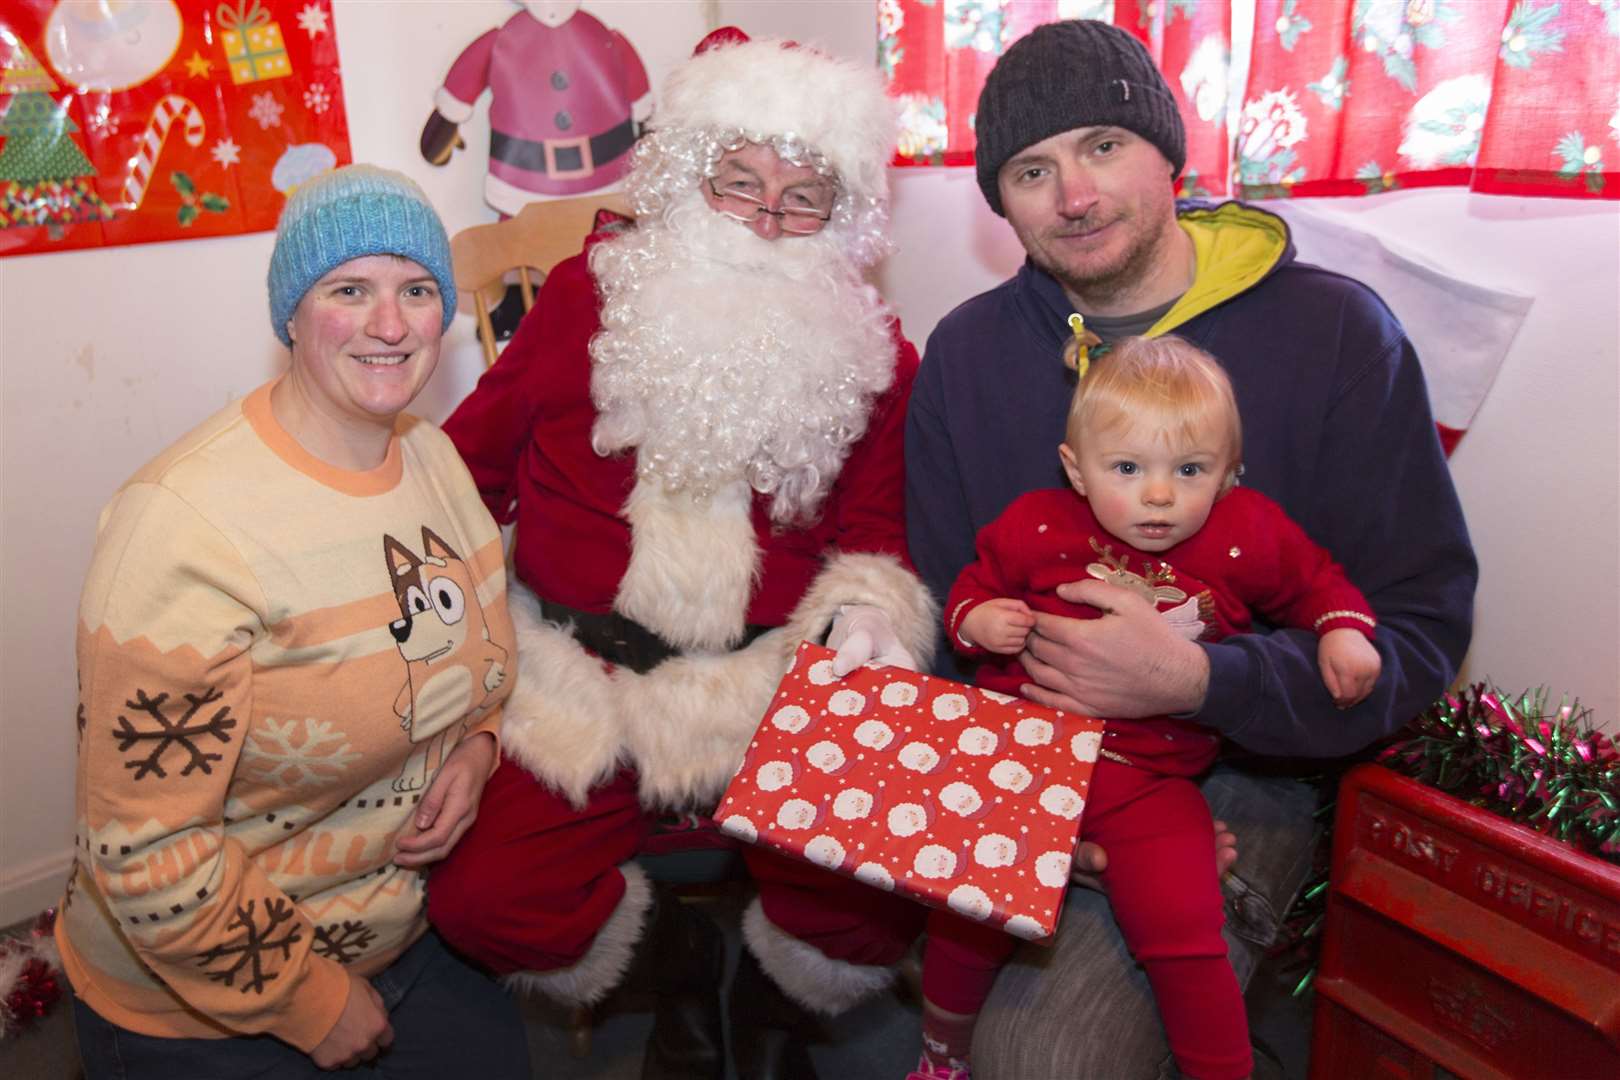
[113,686,237,780]
[312,919,377,965]
[196,898,302,994]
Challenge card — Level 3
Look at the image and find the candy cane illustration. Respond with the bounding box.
[119,95,206,210]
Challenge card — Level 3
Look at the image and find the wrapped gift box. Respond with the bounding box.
[219,2,292,85]
[716,642,1105,942]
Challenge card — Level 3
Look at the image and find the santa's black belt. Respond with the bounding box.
[537,596,772,675]
[490,119,638,179]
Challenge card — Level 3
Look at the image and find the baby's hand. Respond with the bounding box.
[959,598,1036,655]
[1319,628,1382,709]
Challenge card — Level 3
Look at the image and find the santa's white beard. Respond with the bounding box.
[589,193,896,523]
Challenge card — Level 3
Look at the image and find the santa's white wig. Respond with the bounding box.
[624,31,899,270]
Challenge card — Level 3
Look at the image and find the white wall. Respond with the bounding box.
[3,0,1617,925]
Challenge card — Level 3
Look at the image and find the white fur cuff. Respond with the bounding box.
[433,85,476,126]
[781,552,938,672]
[503,862,652,1006]
[741,898,895,1017]
[500,555,935,815]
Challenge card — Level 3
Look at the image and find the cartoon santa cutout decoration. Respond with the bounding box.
[420,0,652,213]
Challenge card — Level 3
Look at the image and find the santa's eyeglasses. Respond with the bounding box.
[705,177,836,234]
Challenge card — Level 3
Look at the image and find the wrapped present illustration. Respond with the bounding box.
[218,0,291,85]
[717,642,1106,942]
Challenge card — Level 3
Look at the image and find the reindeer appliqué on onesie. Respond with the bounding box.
[384,527,508,791]
[1085,538,1215,642]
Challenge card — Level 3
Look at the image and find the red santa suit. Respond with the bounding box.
[434,4,651,211]
[943,485,1376,1078]
[426,218,934,1007]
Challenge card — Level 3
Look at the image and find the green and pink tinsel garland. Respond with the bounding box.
[1276,683,1617,996]
[1378,684,1619,863]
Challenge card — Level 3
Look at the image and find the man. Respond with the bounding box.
[427,30,934,1080]
[905,20,1477,1079]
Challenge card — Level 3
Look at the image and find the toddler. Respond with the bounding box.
[917,334,1380,1080]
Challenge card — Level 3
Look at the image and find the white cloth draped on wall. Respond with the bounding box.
[1270,203,1532,453]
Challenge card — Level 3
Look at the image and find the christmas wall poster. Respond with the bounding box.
[0,1,352,258]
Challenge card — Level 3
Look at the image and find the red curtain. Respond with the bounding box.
[881,0,1619,200]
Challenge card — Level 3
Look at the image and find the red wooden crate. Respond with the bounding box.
[1311,764,1620,1080]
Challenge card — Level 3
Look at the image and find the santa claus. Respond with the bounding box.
[429,29,937,1079]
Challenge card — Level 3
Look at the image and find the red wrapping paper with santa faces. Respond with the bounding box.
[717,642,1106,942]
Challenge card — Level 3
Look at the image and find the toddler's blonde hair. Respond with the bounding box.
[1065,335,1243,474]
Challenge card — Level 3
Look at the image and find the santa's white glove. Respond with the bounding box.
[826,604,916,677]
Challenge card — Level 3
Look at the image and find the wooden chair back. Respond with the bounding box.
[450,193,631,367]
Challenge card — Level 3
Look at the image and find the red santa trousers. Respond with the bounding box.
[426,756,1012,1013]
[427,762,654,975]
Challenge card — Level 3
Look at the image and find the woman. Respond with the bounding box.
[56,165,529,1076]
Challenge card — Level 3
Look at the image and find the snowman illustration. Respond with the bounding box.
[41,1,203,213]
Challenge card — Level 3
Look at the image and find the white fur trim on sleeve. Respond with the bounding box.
[617,628,798,811]
[501,554,935,815]
[433,85,477,125]
[782,551,938,672]
[498,584,626,809]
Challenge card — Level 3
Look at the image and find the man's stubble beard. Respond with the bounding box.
[1025,184,1182,314]
[588,193,896,524]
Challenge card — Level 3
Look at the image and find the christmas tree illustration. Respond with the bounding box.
[0,38,113,232]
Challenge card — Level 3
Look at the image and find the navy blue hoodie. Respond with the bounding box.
[905,201,1476,758]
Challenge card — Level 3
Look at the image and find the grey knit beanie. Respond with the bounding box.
[974,20,1186,216]
[267,164,456,346]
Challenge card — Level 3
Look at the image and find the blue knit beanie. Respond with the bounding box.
[267,164,456,346]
